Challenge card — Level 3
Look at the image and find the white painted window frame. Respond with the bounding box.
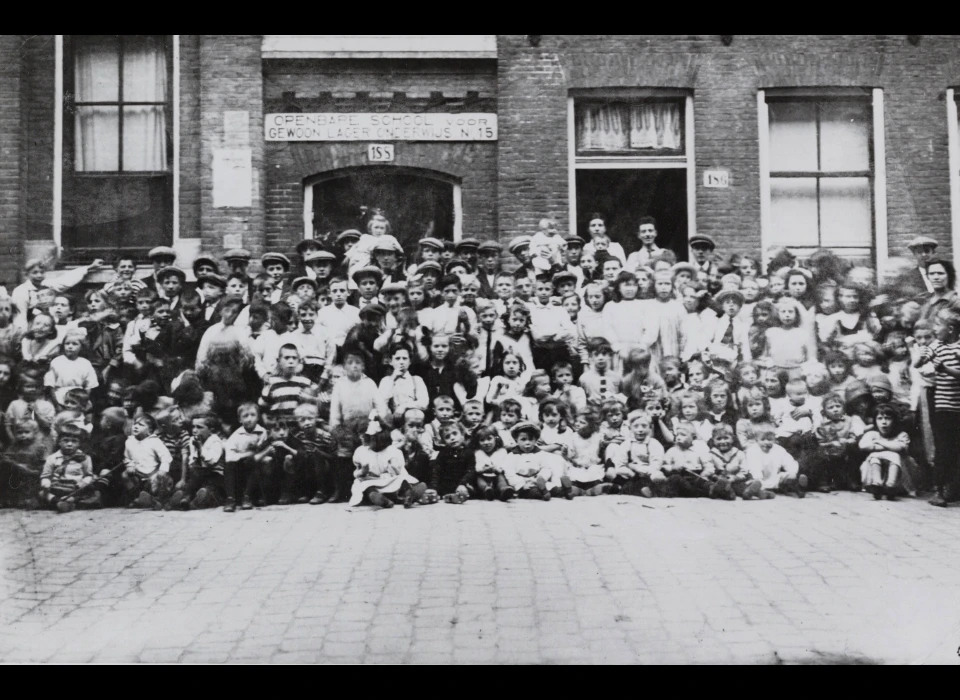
[53,34,180,262]
[303,170,463,243]
[567,94,697,247]
[757,88,887,270]
[948,88,960,272]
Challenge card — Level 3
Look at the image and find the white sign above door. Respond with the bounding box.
[265,113,498,142]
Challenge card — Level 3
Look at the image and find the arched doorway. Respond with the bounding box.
[303,167,462,259]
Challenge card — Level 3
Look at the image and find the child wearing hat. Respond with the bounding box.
[406,237,445,278]
[709,289,750,369]
[344,211,402,285]
[455,238,481,272]
[351,266,385,310]
[372,238,407,286]
[261,253,292,303]
[503,422,567,500]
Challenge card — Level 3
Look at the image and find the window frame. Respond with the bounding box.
[758,88,886,269]
[55,35,181,262]
[567,89,697,250]
[948,88,960,273]
[573,96,687,160]
[66,34,174,175]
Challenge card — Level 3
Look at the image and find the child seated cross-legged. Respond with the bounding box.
[350,416,426,509]
[504,422,566,501]
[122,413,174,509]
[662,421,725,499]
[744,424,807,499]
[38,421,97,513]
[707,423,762,500]
[606,410,667,498]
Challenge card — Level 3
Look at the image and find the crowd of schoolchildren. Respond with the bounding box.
[1,207,959,514]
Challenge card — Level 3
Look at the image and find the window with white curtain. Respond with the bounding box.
[62,35,173,258]
[766,96,874,261]
[73,35,170,172]
[575,100,684,155]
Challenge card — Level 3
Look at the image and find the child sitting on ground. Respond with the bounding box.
[39,422,96,512]
[0,419,48,509]
[744,425,807,499]
[170,413,225,510]
[662,421,723,499]
[504,422,567,501]
[122,413,173,509]
[708,423,761,500]
[350,416,425,509]
[472,425,517,501]
[606,411,667,498]
[430,421,476,503]
[858,402,911,501]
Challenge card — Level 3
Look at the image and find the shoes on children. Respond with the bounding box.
[499,487,516,501]
[640,486,653,498]
[796,475,808,499]
[56,499,75,513]
[484,487,496,501]
[741,480,761,500]
[541,489,552,501]
[442,492,468,504]
[309,491,329,505]
[884,486,898,502]
[241,498,254,510]
[167,490,186,510]
[223,499,236,513]
[134,491,154,509]
[191,488,214,510]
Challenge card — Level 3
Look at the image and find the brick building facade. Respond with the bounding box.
[2,35,960,287]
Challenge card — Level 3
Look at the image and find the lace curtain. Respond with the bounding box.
[75,36,168,172]
[576,101,682,152]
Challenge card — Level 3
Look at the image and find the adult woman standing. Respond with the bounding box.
[920,257,958,324]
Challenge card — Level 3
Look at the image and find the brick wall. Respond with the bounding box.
[19,36,54,250]
[199,35,265,260]
[0,36,22,288]
[179,35,202,240]
[262,59,498,259]
[497,34,960,262]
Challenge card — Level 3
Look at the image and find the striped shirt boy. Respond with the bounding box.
[259,374,317,420]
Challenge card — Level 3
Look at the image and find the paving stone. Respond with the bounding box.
[1,494,958,663]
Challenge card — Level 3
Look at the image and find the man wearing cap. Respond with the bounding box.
[156,266,186,310]
[350,266,384,310]
[688,234,718,276]
[223,248,252,276]
[509,236,536,280]
[455,238,481,272]
[906,235,939,294]
[406,237,444,278]
[261,253,291,303]
[475,240,501,299]
[303,249,337,298]
[560,235,587,287]
[372,238,407,286]
[197,273,227,324]
[141,246,178,297]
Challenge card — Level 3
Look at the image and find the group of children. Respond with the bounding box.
[1,208,958,513]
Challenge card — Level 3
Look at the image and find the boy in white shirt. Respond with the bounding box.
[744,425,807,498]
[316,277,360,365]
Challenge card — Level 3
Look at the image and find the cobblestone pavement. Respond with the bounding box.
[1,492,959,664]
